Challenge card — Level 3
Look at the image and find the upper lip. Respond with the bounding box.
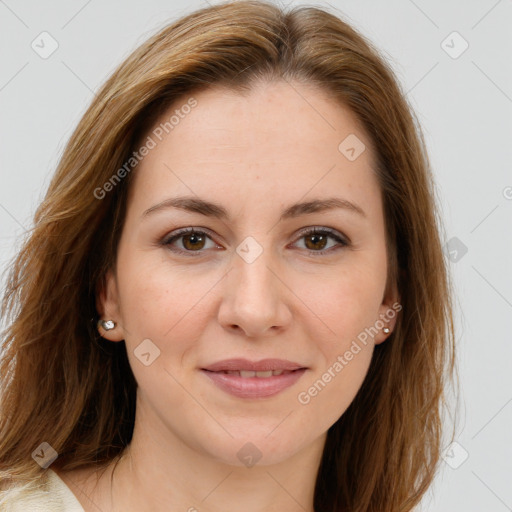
[202,358,307,372]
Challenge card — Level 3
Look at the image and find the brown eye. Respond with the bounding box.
[304,232,329,251]
[162,226,349,257]
[294,227,349,255]
[181,232,207,251]
[163,228,219,255]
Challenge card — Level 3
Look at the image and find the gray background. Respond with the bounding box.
[1,1,511,510]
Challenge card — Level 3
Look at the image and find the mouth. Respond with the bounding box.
[200,368,307,399]
[202,369,299,377]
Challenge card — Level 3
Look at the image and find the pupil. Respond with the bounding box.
[181,233,329,251]
[184,233,204,250]
[306,234,326,250]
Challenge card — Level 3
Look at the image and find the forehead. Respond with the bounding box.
[155,80,369,158]
[127,80,381,220]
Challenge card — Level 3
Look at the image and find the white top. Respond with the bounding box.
[0,468,85,511]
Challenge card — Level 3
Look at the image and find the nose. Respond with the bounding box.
[217,246,292,338]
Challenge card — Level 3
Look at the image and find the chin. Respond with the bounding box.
[196,425,314,468]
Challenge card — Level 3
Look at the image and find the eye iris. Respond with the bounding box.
[305,233,328,251]
[182,232,206,250]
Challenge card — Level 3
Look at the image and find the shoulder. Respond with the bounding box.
[0,468,85,512]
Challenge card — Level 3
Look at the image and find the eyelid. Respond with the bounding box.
[293,226,350,245]
[161,226,222,255]
[161,225,350,255]
[289,226,350,256]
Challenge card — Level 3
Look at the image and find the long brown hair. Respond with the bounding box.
[0,1,458,510]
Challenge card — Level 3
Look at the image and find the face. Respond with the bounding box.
[98,80,398,467]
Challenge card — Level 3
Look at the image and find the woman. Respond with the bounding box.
[0,1,457,510]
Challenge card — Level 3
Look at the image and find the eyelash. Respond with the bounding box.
[161,226,350,257]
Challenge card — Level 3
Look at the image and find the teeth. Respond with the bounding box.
[221,369,292,377]
[255,370,273,378]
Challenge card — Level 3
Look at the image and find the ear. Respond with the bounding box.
[96,268,125,342]
[374,277,401,346]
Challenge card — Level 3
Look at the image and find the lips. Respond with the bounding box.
[200,358,308,398]
[202,358,306,373]
[212,369,294,378]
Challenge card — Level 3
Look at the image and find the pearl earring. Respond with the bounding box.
[98,319,116,331]
[383,327,390,334]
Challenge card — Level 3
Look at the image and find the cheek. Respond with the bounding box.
[298,256,387,342]
[116,251,221,351]
[298,254,386,422]
[298,342,374,431]
[295,289,375,434]
[116,256,209,401]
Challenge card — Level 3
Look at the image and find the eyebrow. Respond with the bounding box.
[141,195,367,221]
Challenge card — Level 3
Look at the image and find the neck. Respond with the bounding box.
[106,400,324,511]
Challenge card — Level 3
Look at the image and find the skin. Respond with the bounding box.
[56,79,398,512]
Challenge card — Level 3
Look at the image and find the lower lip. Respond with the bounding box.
[201,369,307,399]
